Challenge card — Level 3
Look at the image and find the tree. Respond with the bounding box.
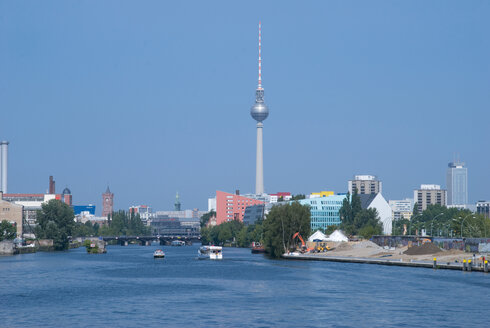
[325,225,337,235]
[35,199,75,250]
[339,191,382,237]
[290,194,306,200]
[0,220,16,241]
[262,202,311,258]
[201,220,245,245]
[339,190,363,235]
[200,210,216,228]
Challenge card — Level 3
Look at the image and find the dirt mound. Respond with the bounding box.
[404,243,442,255]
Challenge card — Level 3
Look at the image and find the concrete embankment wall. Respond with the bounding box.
[371,235,490,253]
[0,240,14,255]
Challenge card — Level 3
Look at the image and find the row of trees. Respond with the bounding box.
[393,204,490,238]
[34,200,149,250]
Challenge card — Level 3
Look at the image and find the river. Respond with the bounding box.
[1,244,488,327]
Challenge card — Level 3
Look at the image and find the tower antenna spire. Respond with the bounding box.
[258,21,262,90]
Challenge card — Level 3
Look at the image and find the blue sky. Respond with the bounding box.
[1,1,489,214]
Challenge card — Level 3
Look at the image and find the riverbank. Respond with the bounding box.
[284,240,489,272]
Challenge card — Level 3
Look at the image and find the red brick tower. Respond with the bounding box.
[102,186,114,217]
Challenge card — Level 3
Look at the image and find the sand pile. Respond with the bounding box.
[404,243,442,255]
[352,241,381,249]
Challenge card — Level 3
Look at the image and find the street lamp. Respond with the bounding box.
[460,214,475,238]
[430,213,444,236]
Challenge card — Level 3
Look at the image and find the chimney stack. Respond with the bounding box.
[49,176,55,194]
[0,141,8,193]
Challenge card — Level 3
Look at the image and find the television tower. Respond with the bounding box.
[250,22,269,195]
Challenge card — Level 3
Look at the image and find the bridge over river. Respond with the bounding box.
[77,235,201,246]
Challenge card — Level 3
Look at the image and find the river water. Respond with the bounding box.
[1,244,488,327]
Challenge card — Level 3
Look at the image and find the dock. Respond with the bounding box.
[282,253,488,273]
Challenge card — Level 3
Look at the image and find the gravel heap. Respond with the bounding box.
[404,243,442,255]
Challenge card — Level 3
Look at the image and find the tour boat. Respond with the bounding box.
[198,246,222,260]
[171,240,186,246]
[153,249,165,258]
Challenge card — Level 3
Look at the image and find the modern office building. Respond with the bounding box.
[297,194,347,231]
[389,199,414,220]
[155,209,206,220]
[348,175,382,195]
[215,190,264,225]
[413,185,447,212]
[101,186,114,217]
[208,197,217,212]
[250,22,269,195]
[243,204,265,225]
[476,201,490,219]
[151,215,200,236]
[446,161,468,206]
[359,194,393,235]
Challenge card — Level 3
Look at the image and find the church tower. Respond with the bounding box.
[102,186,114,217]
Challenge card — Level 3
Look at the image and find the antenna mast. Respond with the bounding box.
[258,21,262,90]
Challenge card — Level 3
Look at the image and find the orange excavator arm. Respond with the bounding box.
[292,232,305,247]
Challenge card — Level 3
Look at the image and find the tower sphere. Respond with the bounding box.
[251,101,269,122]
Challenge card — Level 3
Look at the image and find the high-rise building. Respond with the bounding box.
[413,185,447,212]
[250,22,269,195]
[446,161,468,206]
[215,190,264,225]
[389,199,414,220]
[348,175,382,195]
[102,186,114,217]
[476,201,490,219]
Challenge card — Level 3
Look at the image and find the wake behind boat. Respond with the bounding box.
[198,246,222,260]
[153,249,165,258]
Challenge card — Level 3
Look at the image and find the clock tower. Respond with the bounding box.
[102,186,114,217]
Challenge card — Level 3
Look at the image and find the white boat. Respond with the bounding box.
[153,249,165,258]
[171,240,186,246]
[198,246,222,260]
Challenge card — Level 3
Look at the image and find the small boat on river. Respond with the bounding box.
[198,246,222,260]
[171,240,186,246]
[251,242,266,254]
[153,249,165,258]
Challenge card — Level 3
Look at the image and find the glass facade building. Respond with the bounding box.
[446,162,468,206]
[297,194,347,231]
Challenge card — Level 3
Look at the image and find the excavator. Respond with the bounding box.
[291,232,309,253]
[292,232,332,253]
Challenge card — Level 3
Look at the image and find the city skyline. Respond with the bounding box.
[1,1,489,212]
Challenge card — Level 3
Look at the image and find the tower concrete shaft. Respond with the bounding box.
[0,141,8,193]
[255,122,264,195]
